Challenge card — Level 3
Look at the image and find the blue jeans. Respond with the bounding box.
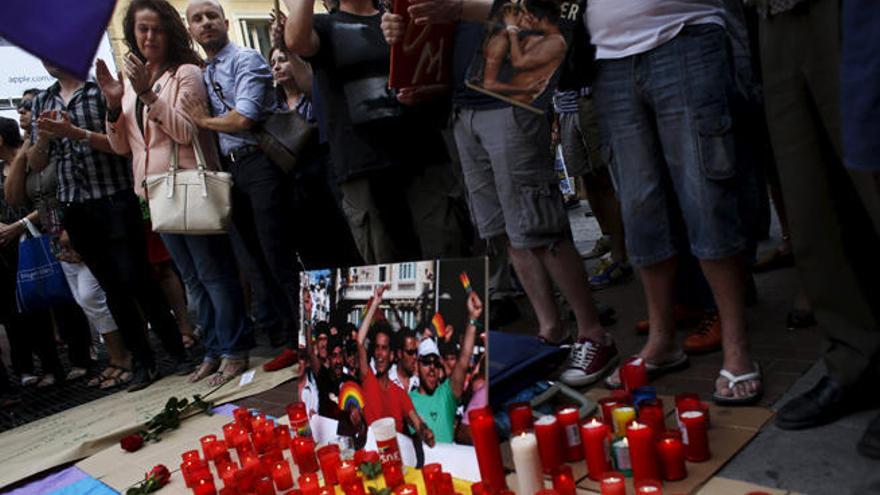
[593,23,747,267]
[160,233,252,360]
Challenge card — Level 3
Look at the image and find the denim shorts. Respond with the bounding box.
[593,23,746,267]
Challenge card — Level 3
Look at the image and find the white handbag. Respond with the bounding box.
[144,130,233,234]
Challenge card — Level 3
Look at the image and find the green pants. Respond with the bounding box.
[760,0,880,385]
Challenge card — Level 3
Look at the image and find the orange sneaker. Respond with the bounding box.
[634,305,705,335]
[683,312,722,354]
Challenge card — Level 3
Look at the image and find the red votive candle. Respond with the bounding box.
[626,421,660,483]
[580,417,612,481]
[556,406,583,462]
[621,357,649,391]
[222,422,237,444]
[436,472,454,495]
[182,450,201,463]
[600,471,626,495]
[275,425,291,449]
[635,479,663,494]
[656,432,687,481]
[298,473,320,495]
[236,467,257,493]
[200,435,218,460]
[536,491,560,495]
[674,393,701,431]
[383,461,405,489]
[552,465,576,495]
[317,444,342,485]
[598,398,624,427]
[680,410,710,462]
[394,484,418,495]
[344,478,367,495]
[508,402,533,435]
[271,460,294,490]
[293,436,319,473]
[423,463,442,495]
[193,478,217,495]
[219,463,238,489]
[318,488,335,495]
[255,476,274,495]
[470,481,486,495]
[336,459,357,486]
[467,407,508,493]
[534,414,564,474]
[253,429,272,454]
[287,402,311,438]
[234,407,253,431]
[638,398,666,438]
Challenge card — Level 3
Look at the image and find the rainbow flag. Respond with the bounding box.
[338,381,365,411]
[459,271,472,293]
[432,312,446,338]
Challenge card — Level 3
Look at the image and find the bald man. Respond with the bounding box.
[182,0,303,359]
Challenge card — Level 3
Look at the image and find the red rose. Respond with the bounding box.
[120,433,144,452]
[363,450,380,464]
[353,449,365,465]
[147,464,171,488]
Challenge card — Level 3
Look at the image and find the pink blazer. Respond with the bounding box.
[106,64,220,198]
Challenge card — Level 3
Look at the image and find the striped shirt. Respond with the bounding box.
[30,81,133,203]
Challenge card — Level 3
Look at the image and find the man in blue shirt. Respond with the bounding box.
[183,0,301,361]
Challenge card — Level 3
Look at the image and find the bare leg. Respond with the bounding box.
[507,242,564,342]
[639,257,680,359]
[102,330,131,369]
[699,256,759,399]
[535,239,604,341]
[153,261,195,343]
[584,169,627,263]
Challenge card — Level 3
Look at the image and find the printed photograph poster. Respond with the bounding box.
[465,0,584,114]
[388,0,455,89]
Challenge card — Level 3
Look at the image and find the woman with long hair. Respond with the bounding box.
[97,0,252,386]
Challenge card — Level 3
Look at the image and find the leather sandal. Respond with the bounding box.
[188,360,221,384]
[100,367,133,390]
[208,359,249,387]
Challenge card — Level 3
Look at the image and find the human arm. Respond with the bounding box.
[32,111,117,158]
[406,406,436,447]
[96,59,132,156]
[303,289,322,375]
[356,285,387,380]
[408,0,493,25]
[450,291,481,400]
[272,9,314,98]
[282,0,322,57]
[141,65,206,145]
[4,142,31,207]
[507,35,567,71]
[0,210,39,247]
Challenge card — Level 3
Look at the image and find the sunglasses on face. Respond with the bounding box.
[17,100,32,112]
[420,356,441,367]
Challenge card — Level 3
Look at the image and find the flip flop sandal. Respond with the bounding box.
[100,368,133,390]
[712,363,763,406]
[604,352,690,389]
[88,366,120,387]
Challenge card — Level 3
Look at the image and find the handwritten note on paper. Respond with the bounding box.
[0,361,301,490]
[388,0,455,89]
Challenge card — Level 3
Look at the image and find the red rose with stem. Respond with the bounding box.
[120,433,144,452]
[125,464,170,495]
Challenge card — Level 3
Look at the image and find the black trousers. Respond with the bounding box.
[227,151,301,347]
[62,190,184,369]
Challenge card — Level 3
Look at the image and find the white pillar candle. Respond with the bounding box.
[511,432,544,495]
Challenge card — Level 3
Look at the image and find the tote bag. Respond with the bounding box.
[15,218,73,312]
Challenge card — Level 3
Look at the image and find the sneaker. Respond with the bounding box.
[683,312,722,354]
[582,236,611,260]
[589,258,633,290]
[559,334,620,387]
[127,366,159,392]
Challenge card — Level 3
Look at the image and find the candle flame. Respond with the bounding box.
[681,410,704,419]
[629,421,646,430]
[606,476,623,483]
[586,418,604,427]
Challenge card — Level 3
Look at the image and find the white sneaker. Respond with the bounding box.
[559,334,620,387]
[21,374,38,386]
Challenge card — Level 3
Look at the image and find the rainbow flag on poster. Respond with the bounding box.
[432,312,446,338]
[339,381,365,411]
[459,271,472,293]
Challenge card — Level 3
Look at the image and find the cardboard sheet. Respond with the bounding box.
[0,360,300,490]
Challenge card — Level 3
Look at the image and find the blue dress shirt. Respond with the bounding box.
[204,42,276,156]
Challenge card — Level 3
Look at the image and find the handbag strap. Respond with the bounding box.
[19,217,41,238]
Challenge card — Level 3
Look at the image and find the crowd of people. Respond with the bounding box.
[0,0,877,458]
[297,285,486,447]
